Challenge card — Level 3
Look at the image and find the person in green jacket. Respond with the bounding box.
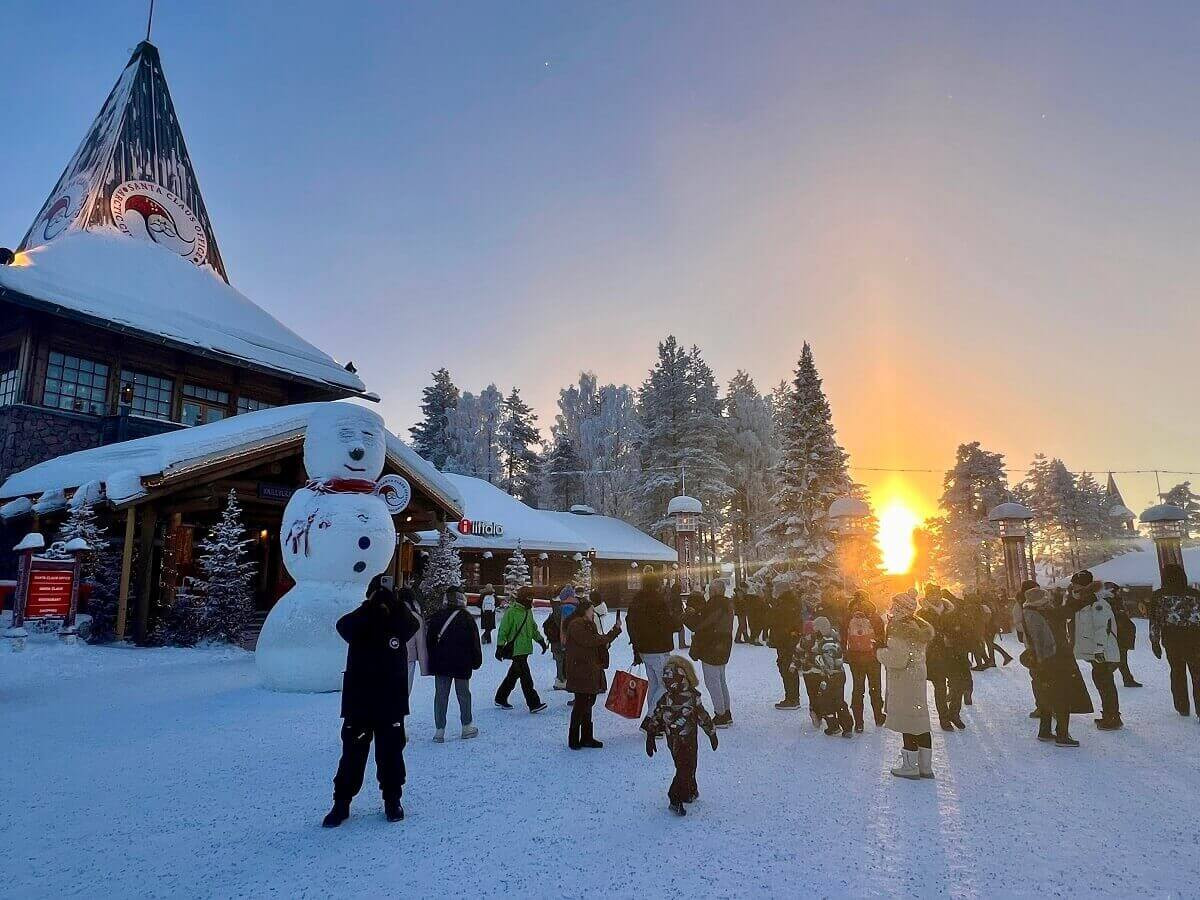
[494,586,549,713]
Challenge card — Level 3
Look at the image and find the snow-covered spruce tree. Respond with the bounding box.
[444,384,504,482]
[503,541,532,602]
[551,373,642,518]
[51,501,122,642]
[927,442,1010,590]
[541,437,584,510]
[157,489,255,646]
[499,386,541,503]
[1161,481,1200,539]
[419,528,462,615]
[760,343,852,596]
[724,370,779,582]
[409,367,460,469]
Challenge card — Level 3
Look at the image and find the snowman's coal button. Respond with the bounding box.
[353,561,366,573]
[358,536,371,549]
[389,637,400,650]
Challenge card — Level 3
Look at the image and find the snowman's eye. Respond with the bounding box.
[358,536,371,549]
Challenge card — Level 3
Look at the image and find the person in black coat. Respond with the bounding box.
[686,581,736,727]
[427,588,483,743]
[323,575,421,828]
[1108,583,1142,688]
[733,587,750,644]
[769,589,805,709]
[627,572,682,711]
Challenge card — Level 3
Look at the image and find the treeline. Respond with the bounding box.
[407,337,882,592]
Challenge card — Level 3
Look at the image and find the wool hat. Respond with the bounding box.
[890,592,919,619]
[812,616,833,636]
[1071,571,1094,587]
[1023,586,1051,608]
[558,585,577,601]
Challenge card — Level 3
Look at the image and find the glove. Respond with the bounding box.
[633,651,642,666]
[1152,642,1162,660]
[709,732,719,751]
[645,734,656,758]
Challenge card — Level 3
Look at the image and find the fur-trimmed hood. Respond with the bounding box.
[889,615,935,646]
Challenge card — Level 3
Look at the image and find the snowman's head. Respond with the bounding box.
[282,491,396,586]
[304,404,387,481]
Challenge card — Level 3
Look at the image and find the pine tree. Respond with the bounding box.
[410,368,460,469]
[499,387,542,502]
[552,374,642,518]
[683,345,734,527]
[444,384,504,481]
[52,501,122,643]
[573,555,593,602]
[1161,481,1200,538]
[153,490,255,646]
[928,442,1010,590]
[542,438,584,510]
[635,336,697,529]
[503,541,532,602]
[724,371,779,581]
[760,343,852,595]
[419,528,462,615]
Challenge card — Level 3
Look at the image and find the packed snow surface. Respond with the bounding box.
[0,231,366,393]
[1072,539,1200,588]
[1,620,1195,898]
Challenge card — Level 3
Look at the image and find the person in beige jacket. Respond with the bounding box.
[877,592,937,781]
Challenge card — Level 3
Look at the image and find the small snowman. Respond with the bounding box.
[256,403,408,692]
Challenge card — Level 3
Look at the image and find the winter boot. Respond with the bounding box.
[670,801,687,816]
[852,707,865,733]
[384,798,404,823]
[950,714,967,730]
[495,699,514,710]
[1095,715,1122,731]
[823,717,842,736]
[530,702,548,714]
[917,747,935,779]
[1055,734,1080,748]
[1123,679,1143,688]
[810,709,822,729]
[713,711,732,729]
[433,729,445,743]
[874,709,887,728]
[581,723,603,749]
[685,790,699,803]
[321,799,351,828]
[939,718,955,732]
[890,750,921,780]
[461,723,479,739]
[838,706,855,737]
[775,699,801,710]
[1037,716,1055,742]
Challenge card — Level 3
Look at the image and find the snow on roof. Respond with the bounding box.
[416,474,586,554]
[1140,503,1188,524]
[0,402,461,518]
[667,495,702,515]
[1073,540,1200,588]
[1107,503,1137,520]
[828,496,871,519]
[415,474,676,562]
[988,501,1034,522]
[545,510,677,563]
[0,232,366,394]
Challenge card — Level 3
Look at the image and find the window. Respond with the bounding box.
[236,396,275,415]
[43,351,109,415]
[532,562,549,587]
[0,349,19,407]
[119,370,174,420]
[180,383,229,426]
[627,568,642,591]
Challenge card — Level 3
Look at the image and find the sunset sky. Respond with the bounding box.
[2,2,1197,520]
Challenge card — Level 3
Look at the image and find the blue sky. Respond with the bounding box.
[2,2,1197,514]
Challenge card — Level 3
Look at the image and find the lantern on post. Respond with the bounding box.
[1139,504,1188,583]
[667,495,702,595]
[987,502,1035,600]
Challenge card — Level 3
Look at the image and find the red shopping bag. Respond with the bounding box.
[605,668,649,719]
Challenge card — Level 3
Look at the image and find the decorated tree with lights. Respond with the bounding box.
[573,555,593,602]
[419,528,462,615]
[51,501,122,643]
[152,490,255,646]
[503,541,532,602]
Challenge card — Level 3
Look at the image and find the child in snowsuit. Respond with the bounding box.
[794,617,854,737]
[643,655,719,816]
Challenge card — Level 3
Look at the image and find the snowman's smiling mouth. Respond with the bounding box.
[343,464,366,472]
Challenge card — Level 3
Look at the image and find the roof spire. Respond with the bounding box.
[146,0,155,43]
[17,40,228,281]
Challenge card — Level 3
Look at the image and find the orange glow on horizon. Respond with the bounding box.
[871,476,931,575]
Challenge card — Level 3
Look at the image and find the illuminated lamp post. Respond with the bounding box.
[1140,504,1189,583]
[987,501,1035,599]
[667,495,702,595]
[828,496,871,588]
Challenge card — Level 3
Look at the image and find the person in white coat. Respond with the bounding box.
[398,586,429,695]
[1070,572,1123,729]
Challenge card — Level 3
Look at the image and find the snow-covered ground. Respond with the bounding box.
[2,618,1197,899]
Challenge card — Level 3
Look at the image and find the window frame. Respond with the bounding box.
[119,369,175,421]
[0,348,19,407]
[42,350,110,416]
[180,383,231,426]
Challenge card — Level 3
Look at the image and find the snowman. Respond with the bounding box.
[256,403,408,692]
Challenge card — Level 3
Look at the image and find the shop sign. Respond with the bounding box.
[25,565,76,619]
[258,483,296,503]
[458,518,503,537]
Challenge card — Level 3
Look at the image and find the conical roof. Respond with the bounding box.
[1106,473,1127,508]
[18,41,227,281]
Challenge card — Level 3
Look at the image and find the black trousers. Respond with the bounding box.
[1165,635,1200,715]
[1089,660,1120,719]
[902,731,932,750]
[667,733,698,804]
[931,655,971,720]
[333,719,407,803]
[1118,647,1137,685]
[777,649,799,702]
[849,659,884,724]
[569,692,596,745]
[802,673,824,711]
[496,655,542,709]
[735,614,750,643]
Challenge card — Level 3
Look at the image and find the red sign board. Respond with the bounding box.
[25,565,76,619]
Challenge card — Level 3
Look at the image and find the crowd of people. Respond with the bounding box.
[317,562,1200,825]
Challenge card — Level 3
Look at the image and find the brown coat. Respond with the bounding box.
[877,616,936,735]
[564,612,618,694]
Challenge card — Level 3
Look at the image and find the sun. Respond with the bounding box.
[877,498,921,575]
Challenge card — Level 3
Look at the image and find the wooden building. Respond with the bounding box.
[0,405,464,641]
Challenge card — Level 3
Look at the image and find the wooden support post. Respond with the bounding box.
[116,507,137,641]
[134,505,158,643]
